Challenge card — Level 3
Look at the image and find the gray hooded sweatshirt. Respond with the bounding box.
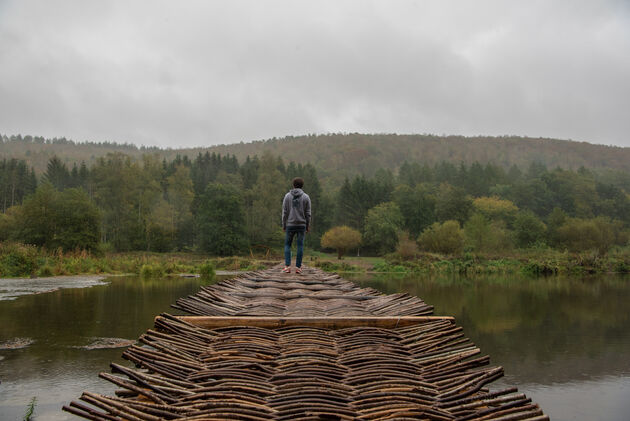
[282,188,311,230]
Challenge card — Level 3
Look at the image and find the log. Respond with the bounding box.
[170,315,454,329]
[232,292,378,300]
[65,266,547,421]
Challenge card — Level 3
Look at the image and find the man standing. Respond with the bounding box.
[282,177,311,274]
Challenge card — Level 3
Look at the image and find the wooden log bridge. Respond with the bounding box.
[63,266,548,420]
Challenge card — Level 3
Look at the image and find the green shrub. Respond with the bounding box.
[395,231,418,260]
[372,261,410,273]
[613,260,630,273]
[514,211,547,248]
[198,261,216,281]
[464,213,513,253]
[139,264,165,279]
[0,242,38,277]
[314,260,361,272]
[160,260,181,274]
[522,261,557,276]
[556,217,628,254]
[213,256,252,270]
[418,220,465,255]
[36,265,53,277]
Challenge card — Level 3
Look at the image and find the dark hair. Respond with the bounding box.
[293,177,304,188]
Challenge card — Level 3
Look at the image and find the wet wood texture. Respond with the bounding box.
[64,266,548,420]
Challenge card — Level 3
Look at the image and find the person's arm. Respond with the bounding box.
[305,195,311,232]
[281,194,289,231]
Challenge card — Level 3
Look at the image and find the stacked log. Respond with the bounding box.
[63,266,548,420]
[172,268,434,317]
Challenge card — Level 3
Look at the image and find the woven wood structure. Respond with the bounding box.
[172,268,434,317]
[63,266,548,420]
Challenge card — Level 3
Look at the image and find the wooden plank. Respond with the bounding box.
[168,315,455,329]
[232,293,377,300]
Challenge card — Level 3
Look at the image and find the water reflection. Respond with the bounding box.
[351,272,630,421]
[0,275,219,420]
[1,272,629,421]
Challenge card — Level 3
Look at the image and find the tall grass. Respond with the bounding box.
[2,240,629,278]
[23,396,36,421]
[0,242,274,278]
[199,260,216,281]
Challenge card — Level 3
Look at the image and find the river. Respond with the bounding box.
[1,272,629,420]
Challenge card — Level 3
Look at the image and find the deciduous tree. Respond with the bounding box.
[362,202,404,254]
[321,226,361,259]
[418,220,465,255]
[514,211,546,248]
[14,184,100,251]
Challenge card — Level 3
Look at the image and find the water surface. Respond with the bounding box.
[0,275,220,420]
[351,273,630,421]
[1,272,629,420]
[0,275,108,301]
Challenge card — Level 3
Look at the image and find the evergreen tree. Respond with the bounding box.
[240,155,260,188]
[336,175,393,231]
[197,183,247,255]
[393,184,436,237]
[435,184,473,224]
[166,165,194,249]
[91,153,144,250]
[247,152,285,246]
[43,156,71,190]
[0,159,37,211]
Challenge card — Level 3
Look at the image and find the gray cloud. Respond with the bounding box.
[0,0,629,148]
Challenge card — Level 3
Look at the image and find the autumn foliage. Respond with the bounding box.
[321,226,362,259]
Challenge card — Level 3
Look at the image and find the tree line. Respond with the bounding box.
[1,152,629,257]
[327,160,630,257]
[5,132,630,184]
[0,152,323,254]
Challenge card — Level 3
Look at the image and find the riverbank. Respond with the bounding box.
[308,247,630,275]
[1,242,629,278]
[0,243,275,278]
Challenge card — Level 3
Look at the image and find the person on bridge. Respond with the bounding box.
[282,177,311,274]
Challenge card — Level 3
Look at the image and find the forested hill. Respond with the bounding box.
[2,133,630,180]
[203,134,630,180]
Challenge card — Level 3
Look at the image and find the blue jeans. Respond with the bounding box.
[284,226,305,267]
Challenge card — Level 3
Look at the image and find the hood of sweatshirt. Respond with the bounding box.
[290,188,303,208]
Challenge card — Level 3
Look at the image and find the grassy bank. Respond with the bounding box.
[2,242,629,278]
[0,242,274,278]
[307,247,630,275]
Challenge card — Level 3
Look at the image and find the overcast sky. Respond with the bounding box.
[1,0,629,148]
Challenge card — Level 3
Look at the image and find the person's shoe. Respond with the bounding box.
[295,267,302,274]
[282,266,291,273]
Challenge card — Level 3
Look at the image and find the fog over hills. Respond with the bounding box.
[2,2,629,148]
[2,133,630,182]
